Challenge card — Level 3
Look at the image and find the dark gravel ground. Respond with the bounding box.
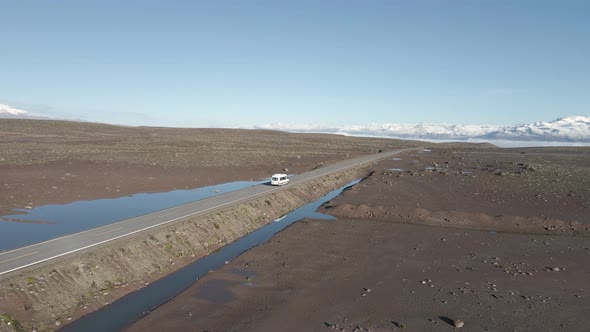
[126,146,590,332]
[0,119,418,215]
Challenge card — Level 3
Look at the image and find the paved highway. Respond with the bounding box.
[0,148,416,276]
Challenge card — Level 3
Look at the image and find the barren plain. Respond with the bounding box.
[1,119,589,331]
[0,119,412,331]
[127,147,590,332]
[0,119,414,215]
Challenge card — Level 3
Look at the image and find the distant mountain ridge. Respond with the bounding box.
[256,116,590,143]
[2,103,588,143]
[481,116,590,141]
[0,104,50,120]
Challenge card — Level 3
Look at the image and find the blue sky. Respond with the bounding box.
[1,0,588,127]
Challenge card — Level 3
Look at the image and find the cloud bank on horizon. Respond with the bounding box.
[253,116,590,147]
[254,116,590,142]
[3,103,589,147]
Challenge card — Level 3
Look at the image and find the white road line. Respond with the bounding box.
[0,150,395,258]
[94,227,122,237]
[0,251,38,264]
[0,189,283,276]
[0,173,323,276]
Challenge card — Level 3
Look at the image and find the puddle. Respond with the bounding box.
[59,179,360,332]
[196,279,235,304]
[391,157,402,161]
[0,180,266,252]
[421,149,432,152]
[390,168,405,172]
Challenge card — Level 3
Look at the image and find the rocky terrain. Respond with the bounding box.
[2,119,588,331]
[0,166,372,332]
[126,146,590,332]
[128,219,590,332]
[0,119,417,215]
[323,147,590,236]
[0,119,411,332]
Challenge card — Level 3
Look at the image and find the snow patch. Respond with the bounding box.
[0,104,50,119]
[255,116,590,146]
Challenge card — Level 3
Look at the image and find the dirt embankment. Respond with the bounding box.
[0,165,372,332]
[320,147,590,237]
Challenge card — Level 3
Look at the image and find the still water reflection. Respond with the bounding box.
[0,180,265,252]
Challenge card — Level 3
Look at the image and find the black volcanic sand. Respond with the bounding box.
[127,147,590,332]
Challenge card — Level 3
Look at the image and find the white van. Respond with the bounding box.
[271,174,289,186]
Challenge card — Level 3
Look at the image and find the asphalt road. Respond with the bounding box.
[0,148,416,276]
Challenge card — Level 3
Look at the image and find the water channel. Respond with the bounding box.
[0,180,267,252]
[59,179,361,332]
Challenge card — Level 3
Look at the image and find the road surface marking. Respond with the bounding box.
[0,185,306,276]
[0,251,38,264]
[95,227,122,237]
[0,149,406,257]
